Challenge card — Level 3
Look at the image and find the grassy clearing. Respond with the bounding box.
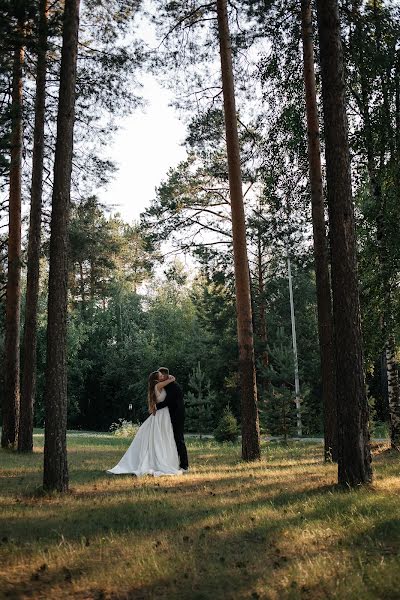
[0,434,399,600]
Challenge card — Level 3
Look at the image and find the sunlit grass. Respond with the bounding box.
[0,434,399,599]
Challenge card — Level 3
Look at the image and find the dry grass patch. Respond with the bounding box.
[0,435,399,599]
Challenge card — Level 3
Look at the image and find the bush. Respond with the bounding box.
[367,396,390,439]
[109,419,140,438]
[213,406,239,443]
[185,362,215,434]
[371,420,390,439]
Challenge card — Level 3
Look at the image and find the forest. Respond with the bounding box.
[1,2,400,598]
[0,0,400,492]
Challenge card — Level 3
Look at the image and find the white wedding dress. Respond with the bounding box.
[106,389,182,476]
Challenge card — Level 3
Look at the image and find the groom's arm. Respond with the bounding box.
[155,396,169,410]
[156,384,178,411]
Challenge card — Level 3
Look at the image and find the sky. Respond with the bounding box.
[98,74,188,225]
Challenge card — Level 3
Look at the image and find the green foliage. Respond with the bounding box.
[259,327,298,439]
[213,405,239,443]
[367,394,390,440]
[185,362,215,435]
[191,265,241,421]
[262,387,297,440]
[256,263,323,437]
[344,1,400,403]
[2,0,399,443]
[25,215,325,436]
[69,197,155,307]
[370,420,390,440]
[28,264,215,431]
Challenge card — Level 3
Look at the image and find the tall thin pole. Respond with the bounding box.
[287,255,302,437]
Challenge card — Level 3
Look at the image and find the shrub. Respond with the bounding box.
[109,419,140,438]
[213,405,239,443]
[185,362,215,435]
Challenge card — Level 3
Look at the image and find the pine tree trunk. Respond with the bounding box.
[19,0,48,454]
[315,0,372,485]
[386,336,400,450]
[43,0,80,492]
[1,24,24,450]
[216,0,260,461]
[300,0,337,461]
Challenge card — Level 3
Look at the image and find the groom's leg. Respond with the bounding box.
[172,424,189,470]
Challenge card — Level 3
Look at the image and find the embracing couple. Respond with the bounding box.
[107,367,189,476]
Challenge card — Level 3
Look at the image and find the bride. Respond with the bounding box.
[106,371,183,476]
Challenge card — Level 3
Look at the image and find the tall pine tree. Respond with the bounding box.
[43,0,81,492]
[216,0,260,461]
[316,0,372,485]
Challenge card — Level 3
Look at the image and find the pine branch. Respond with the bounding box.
[157,3,216,49]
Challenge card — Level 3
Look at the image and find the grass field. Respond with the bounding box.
[0,433,399,599]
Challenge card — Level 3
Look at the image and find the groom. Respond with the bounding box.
[155,367,189,471]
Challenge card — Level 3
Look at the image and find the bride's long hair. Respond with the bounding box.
[148,371,159,414]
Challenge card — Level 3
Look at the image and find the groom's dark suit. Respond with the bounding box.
[156,381,189,470]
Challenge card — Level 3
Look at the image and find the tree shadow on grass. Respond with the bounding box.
[0,475,384,551]
[1,439,398,599]
[0,458,332,502]
[1,442,397,598]
[2,484,398,600]
[349,517,400,551]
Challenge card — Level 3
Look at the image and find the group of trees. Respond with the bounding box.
[2,194,324,435]
[0,0,399,491]
[0,0,142,491]
[144,0,400,483]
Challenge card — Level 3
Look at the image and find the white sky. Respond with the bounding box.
[98,75,188,224]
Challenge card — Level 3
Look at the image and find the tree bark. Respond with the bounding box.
[316,0,372,485]
[216,0,260,461]
[386,335,400,449]
[19,0,49,454]
[43,0,80,492]
[300,0,337,461]
[1,23,24,450]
